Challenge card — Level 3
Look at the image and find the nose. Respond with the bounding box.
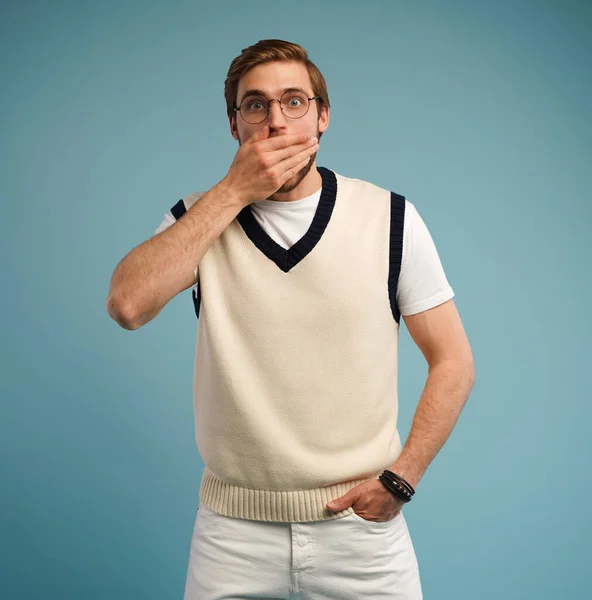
[266,99,287,130]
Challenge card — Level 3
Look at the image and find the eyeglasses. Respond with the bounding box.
[234,90,321,124]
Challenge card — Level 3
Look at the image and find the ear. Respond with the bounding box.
[229,113,239,141]
[318,104,330,135]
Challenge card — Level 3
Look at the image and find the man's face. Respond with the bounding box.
[230,60,329,194]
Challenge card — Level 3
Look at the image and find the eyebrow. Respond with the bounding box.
[238,87,310,105]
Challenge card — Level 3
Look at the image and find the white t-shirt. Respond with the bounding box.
[155,187,454,317]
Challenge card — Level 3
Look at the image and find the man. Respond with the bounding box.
[107,39,475,599]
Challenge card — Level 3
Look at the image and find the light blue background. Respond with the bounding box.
[1,1,590,598]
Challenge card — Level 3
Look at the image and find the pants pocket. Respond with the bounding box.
[347,509,397,528]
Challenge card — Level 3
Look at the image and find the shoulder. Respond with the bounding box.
[155,191,207,235]
[332,170,396,196]
[172,191,207,217]
[182,191,207,211]
[330,170,406,212]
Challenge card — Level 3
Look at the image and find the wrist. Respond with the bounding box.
[217,176,250,208]
[379,470,416,503]
[387,464,421,490]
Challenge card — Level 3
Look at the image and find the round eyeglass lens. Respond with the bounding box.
[239,91,310,123]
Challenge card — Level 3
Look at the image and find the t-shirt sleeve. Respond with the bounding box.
[396,200,455,316]
[154,209,199,286]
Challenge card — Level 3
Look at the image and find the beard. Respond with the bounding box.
[274,150,317,194]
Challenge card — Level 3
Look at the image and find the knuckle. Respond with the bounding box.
[270,171,281,187]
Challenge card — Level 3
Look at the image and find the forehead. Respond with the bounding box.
[237,61,313,97]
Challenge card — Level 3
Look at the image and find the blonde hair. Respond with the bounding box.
[224,39,330,132]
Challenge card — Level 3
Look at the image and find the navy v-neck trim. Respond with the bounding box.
[236,166,337,273]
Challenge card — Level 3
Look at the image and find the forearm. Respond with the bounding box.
[107,179,245,330]
[389,358,475,489]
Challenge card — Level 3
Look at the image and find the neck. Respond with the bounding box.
[268,162,322,202]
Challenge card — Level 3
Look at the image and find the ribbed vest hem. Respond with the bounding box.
[199,466,383,523]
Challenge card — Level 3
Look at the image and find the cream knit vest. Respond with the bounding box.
[170,167,406,523]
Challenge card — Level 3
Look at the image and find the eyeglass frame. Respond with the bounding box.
[233,91,322,124]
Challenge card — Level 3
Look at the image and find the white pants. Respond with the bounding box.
[184,503,423,599]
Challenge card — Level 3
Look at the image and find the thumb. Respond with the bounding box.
[327,492,351,511]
